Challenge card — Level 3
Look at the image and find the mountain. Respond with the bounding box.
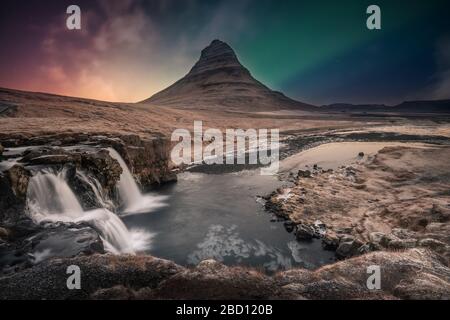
[141,40,315,111]
[322,100,450,114]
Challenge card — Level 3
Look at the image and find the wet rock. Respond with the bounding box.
[116,135,177,188]
[0,165,31,224]
[322,232,339,251]
[283,221,295,233]
[297,169,311,178]
[0,227,10,239]
[21,146,122,198]
[313,220,326,235]
[295,224,316,240]
[336,238,364,259]
[5,165,30,200]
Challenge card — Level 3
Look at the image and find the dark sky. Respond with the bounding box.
[0,0,449,105]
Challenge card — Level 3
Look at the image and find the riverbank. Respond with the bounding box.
[266,145,450,264]
[0,247,448,299]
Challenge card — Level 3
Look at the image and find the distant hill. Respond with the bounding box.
[141,40,315,112]
[322,100,450,114]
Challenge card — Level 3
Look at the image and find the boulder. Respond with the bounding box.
[297,170,311,178]
[336,238,364,259]
[295,224,316,240]
[322,232,339,250]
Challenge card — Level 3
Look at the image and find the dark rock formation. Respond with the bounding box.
[0,249,448,300]
[0,165,31,224]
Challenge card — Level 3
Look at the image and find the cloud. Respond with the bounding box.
[32,0,252,102]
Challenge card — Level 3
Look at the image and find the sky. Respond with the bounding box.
[0,0,449,105]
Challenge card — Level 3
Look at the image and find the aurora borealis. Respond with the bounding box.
[0,0,449,105]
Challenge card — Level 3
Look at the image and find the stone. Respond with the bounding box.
[322,233,339,250]
[295,224,316,240]
[358,152,365,157]
[388,239,417,250]
[297,170,311,178]
[336,239,363,259]
[417,238,446,251]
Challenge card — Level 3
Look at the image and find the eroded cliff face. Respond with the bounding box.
[0,131,176,190]
[0,132,176,274]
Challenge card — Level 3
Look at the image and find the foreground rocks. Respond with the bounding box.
[266,146,450,262]
[0,248,448,300]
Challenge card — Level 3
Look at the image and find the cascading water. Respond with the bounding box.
[76,170,115,210]
[107,148,167,215]
[26,169,152,254]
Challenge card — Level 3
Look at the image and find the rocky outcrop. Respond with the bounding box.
[1,131,176,189]
[115,134,176,188]
[266,146,450,262]
[0,165,31,224]
[0,248,448,300]
[0,222,104,275]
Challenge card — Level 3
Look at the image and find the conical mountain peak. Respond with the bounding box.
[142,40,313,111]
[188,39,243,76]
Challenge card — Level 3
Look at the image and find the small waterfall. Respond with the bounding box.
[26,169,152,254]
[76,170,115,210]
[107,148,167,215]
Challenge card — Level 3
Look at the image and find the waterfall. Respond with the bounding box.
[107,148,167,215]
[76,170,115,210]
[26,169,152,254]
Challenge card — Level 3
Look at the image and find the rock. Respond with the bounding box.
[322,232,339,250]
[417,238,447,251]
[0,254,184,299]
[283,221,295,233]
[336,239,364,259]
[430,204,450,222]
[0,165,31,224]
[358,152,364,157]
[313,220,326,235]
[0,143,4,157]
[297,169,311,178]
[0,227,10,239]
[369,232,386,244]
[387,239,417,250]
[295,224,316,240]
[0,249,448,300]
[5,165,30,200]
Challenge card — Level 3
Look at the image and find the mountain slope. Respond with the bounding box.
[141,40,315,111]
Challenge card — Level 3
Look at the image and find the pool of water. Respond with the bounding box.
[280,141,429,173]
[123,171,335,272]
